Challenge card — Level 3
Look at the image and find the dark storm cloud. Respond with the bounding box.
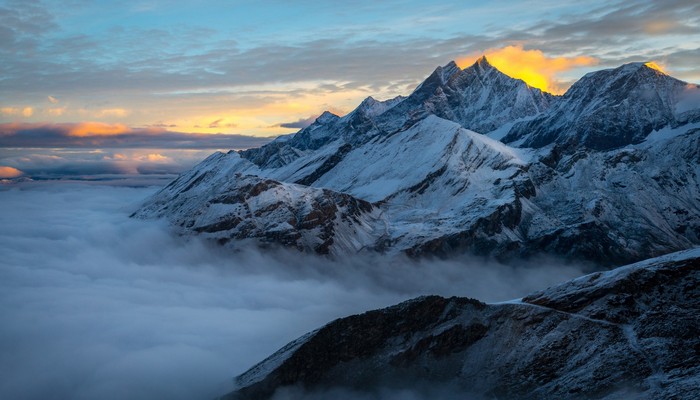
[0,122,272,149]
[276,115,318,129]
[0,182,588,400]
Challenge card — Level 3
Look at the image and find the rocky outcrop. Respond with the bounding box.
[132,173,384,255]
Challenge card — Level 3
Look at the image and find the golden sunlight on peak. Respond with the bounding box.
[457,45,598,94]
[644,61,667,74]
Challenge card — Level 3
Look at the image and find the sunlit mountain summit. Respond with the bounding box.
[135,57,700,266]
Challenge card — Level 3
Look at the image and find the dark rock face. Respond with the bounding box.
[222,250,700,400]
[375,57,553,135]
[132,173,383,255]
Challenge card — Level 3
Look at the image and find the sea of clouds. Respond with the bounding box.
[0,180,587,400]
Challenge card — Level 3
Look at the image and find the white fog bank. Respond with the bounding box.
[0,181,587,400]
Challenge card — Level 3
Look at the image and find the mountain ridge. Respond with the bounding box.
[134,57,700,265]
[222,248,700,400]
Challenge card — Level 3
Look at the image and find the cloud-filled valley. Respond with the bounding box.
[0,181,588,400]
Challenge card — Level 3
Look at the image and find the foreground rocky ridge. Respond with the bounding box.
[134,57,700,265]
[222,248,700,400]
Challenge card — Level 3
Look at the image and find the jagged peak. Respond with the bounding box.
[316,110,339,123]
[359,96,378,107]
[616,61,665,75]
[474,55,492,68]
[584,61,670,79]
[462,55,513,81]
[433,60,462,84]
[568,61,681,97]
[353,95,404,118]
[443,60,460,70]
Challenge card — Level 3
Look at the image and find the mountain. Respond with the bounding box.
[134,154,383,255]
[503,62,700,150]
[134,58,700,265]
[239,57,551,172]
[373,57,554,135]
[221,248,700,400]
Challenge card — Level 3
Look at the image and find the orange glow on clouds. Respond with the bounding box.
[67,122,133,137]
[457,45,598,94]
[143,153,170,162]
[0,107,34,117]
[0,166,24,178]
[103,152,172,163]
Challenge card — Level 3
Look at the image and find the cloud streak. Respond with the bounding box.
[0,181,588,400]
[0,148,227,178]
[275,115,319,129]
[0,122,273,149]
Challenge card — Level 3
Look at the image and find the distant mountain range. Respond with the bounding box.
[221,248,700,400]
[134,56,700,266]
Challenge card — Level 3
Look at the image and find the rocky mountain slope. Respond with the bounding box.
[503,62,700,150]
[134,57,700,265]
[221,248,700,400]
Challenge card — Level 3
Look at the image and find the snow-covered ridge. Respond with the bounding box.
[222,248,700,400]
[136,58,700,264]
[504,61,699,149]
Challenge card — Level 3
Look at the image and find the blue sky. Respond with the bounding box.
[1,0,699,163]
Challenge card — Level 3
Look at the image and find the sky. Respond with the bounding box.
[1,3,696,397]
[1,0,699,149]
[0,181,587,399]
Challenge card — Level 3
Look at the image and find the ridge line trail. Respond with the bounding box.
[505,300,664,392]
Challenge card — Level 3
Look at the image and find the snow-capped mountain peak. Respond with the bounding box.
[436,60,462,84]
[410,60,462,97]
[503,61,699,150]
[350,95,405,118]
[315,110,339,124]
[468,55,497,74]
[136,59,700,264]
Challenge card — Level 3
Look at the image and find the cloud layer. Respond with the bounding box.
[2,0,698,136]
[0,181,588,400]
[0,147,221,179]
[0,122,273,149]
